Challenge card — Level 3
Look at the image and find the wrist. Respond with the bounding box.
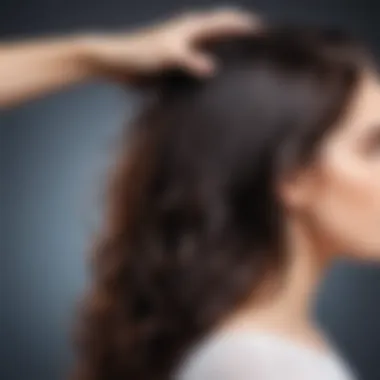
[72,32,146,82]
[71,34,107,79]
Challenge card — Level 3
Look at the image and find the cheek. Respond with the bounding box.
[311,151,380,258]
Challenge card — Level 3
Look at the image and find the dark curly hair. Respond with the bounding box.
[70,25,368,380]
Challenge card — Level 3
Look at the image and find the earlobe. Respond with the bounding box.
[277,168,317,211]
[277,181,302,211]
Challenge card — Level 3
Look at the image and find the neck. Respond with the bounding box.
[224,216,334,348]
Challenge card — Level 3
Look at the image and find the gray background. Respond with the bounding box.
[2,1,380,379]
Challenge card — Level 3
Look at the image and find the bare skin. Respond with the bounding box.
[0,9,260,109]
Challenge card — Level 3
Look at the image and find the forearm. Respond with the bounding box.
[0,35,94,109]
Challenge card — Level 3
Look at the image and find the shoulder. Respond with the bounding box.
[175,331,354,380]
[175,334,257,380]
[176,332,294,380]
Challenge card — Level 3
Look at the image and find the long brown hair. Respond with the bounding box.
[71,26,367,380]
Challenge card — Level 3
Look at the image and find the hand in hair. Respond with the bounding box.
[0,8,261,109]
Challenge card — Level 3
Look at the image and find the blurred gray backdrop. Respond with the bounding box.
[2,0,380,379]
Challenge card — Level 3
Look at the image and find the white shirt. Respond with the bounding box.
[176,330,358,380]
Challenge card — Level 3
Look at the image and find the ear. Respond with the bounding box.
[276,166,319,211]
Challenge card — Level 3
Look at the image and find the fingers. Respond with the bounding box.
[188,8,263,40]
[175,7,263,76]
[177,49,216,77]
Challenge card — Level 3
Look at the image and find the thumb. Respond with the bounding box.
[178,49,217,77]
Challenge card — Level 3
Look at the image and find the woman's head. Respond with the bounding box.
[72,26,378,380]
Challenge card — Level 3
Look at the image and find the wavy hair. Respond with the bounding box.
[71,25,367,380]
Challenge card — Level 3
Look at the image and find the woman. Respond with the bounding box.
[2,8,371,380]
[71,23,378,380]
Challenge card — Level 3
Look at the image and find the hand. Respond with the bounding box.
[80,8,261,81]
